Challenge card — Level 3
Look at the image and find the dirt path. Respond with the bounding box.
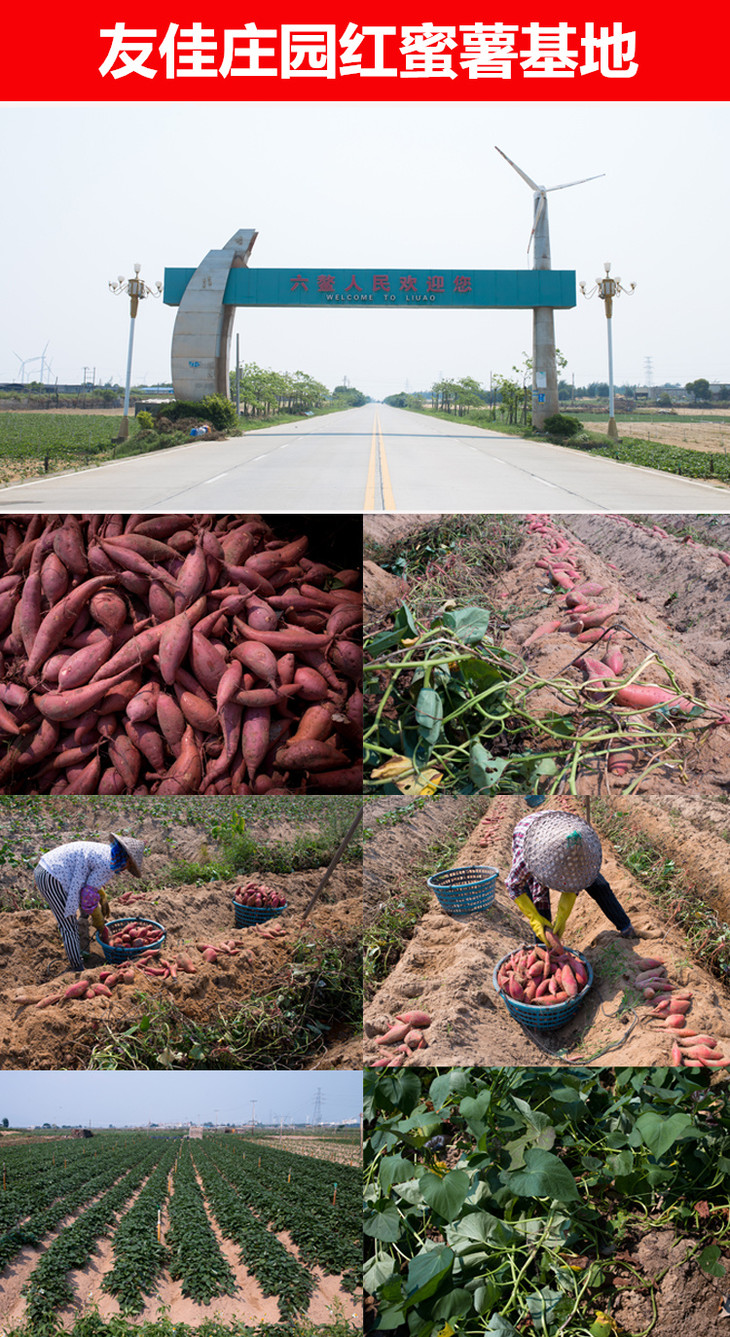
[364,795,730,1068]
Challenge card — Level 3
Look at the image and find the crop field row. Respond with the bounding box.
[0,415,124,483]
[0,1133,362,1332]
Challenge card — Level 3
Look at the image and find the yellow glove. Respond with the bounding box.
[90,903,105,932]
[514,893,552,945]
[553,891,577,939]
[100,890,111,920]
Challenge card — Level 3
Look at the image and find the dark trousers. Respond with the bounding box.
[533,873,631,933]
[582,873,631,932]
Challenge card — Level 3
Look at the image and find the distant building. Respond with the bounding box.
[188,1127,204,1139]
[72,1128,93,1139]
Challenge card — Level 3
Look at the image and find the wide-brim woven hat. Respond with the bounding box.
[523,812,602,892]
[109,833,144,878]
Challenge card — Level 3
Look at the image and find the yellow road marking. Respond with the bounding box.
[364,417,378,509]
[364,410,396,510]
[376,412,396,511]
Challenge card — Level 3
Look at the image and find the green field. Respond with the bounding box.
[0,1131,361,1332]
[0,413,126,480]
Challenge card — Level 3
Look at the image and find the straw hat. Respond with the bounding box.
[109,833,144,878]
[523,812,602,892]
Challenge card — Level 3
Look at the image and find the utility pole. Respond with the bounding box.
[250,1100,256,1134]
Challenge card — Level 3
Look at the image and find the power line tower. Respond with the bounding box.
[312,1088,324,1127]
[644,356,654,389]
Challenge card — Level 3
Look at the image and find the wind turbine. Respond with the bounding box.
[495,146,604,426]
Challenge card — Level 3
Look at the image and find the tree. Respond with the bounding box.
[685,378,711,403]
[332,385,368,407]
[2,1117,8,1128]
[493,373,522,425]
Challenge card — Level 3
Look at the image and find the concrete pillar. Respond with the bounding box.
[171,229,257,402]
[532,306,558,429]
[531,194,559,430]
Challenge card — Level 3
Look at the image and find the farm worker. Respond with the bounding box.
[507,809,637,942]
[33,832,145,971]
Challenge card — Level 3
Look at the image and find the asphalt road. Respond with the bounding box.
[0,404,727,513]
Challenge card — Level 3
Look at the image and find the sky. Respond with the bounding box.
[2,101,727,398]
[0,1072,362,1127]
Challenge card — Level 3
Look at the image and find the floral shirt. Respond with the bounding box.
[504,810,567,917]
[38,842,116,918]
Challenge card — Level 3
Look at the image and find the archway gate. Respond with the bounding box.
[164,229,575,425]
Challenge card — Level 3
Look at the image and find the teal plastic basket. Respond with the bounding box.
[232,899,287,928]
[427,866,498,917]
[493,946,593,1030]
[96,917,166,963]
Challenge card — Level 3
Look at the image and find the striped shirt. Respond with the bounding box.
[504,810,567,916]
[38,842,116,918]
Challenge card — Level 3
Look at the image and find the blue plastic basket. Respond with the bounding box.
[232,899,287,928]
[427,866,498,917]
[493,945,594,1030]
[96,917,167,963]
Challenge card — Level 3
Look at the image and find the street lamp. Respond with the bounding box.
[579,262,635,440]
[109,263,162,440]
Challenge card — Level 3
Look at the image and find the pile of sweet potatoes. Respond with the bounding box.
[370,1010,432,1068]
[637,956,730,1069]
[104,919,163,950]
[233,881,286,909]
[497,938,589,1008]
[0,514,362,794]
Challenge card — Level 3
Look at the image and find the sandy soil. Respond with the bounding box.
[0,864,361,1070]
[579,414,730,453]
[364,794,730,1068]
[363,795,484,927]
[609,1228,730,1337]
[497,518,730,793]
[364,514,442,555]
[564,515,730,677]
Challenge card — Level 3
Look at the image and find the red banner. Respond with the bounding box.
[3,4,723,100]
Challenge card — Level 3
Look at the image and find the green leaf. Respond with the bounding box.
[525,1287,565,1322]
[469,743,508,792]
[429,1070,474,1110]
[430,1288,473,1321]
[483,1317,519,1336]
[367,604,417,656]
[609,1149,634,1177]
[699,1244,726,1278]
[415,688,443,744]
[420,1170,471,1221]
[364,1254,396,1292]
[634,1111,694,1158]
[380,1154,418,1195]
[502,1148,580,1203]
[459,1090,493,1137]
[447,1211,516,1250]
[405,1247,454,1304]
[364,1202,402,1241]
[458,658,505,693]
[442,606,491,644]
